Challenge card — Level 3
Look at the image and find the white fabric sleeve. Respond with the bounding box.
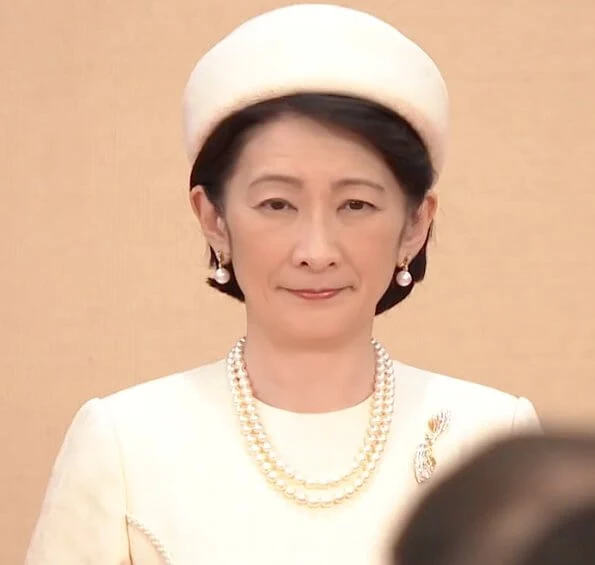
[25,398,130,565]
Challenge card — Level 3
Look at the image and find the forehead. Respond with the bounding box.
[232,114,396,183]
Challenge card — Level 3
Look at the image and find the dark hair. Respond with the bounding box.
[393,434,595,565]
[521,504,595,565]
[189,93,435,315]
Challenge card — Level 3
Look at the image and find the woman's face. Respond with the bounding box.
[194,114,435,344]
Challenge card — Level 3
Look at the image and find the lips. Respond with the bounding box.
[286,288,345,300]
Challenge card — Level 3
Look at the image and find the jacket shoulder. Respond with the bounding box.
[100,359,229,422]
[402,362,519,406]
[395,361,539,439]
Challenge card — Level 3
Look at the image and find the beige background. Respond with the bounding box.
[2,0,594,562]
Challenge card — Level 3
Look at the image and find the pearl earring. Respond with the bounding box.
[214,250,231,285]
[396,258,413,287]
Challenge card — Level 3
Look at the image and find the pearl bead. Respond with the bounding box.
[226,336,396,508]
[214,267,231,285]
[396,269,412,287]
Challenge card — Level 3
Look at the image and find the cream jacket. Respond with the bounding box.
[26,360,540,565]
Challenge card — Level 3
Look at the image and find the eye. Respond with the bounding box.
[342,199,376,211]
[259,198,295,211]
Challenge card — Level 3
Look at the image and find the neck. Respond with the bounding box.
[241,324,378,413]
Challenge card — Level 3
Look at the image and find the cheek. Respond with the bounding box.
[353,217,401,258]
[345,220,401,284]
[225,211,287,282]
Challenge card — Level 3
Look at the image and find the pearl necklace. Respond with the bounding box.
[227,337,396,508]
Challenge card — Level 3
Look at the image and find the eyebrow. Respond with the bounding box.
[248,174,302,189]
[248,174,386,192]
[335,178,386,192]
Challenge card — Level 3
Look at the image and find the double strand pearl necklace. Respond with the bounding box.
[227,337,396,508]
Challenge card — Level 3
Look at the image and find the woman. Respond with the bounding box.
[26,4,540,565]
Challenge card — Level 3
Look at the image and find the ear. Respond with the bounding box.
[189,186,230,255]
[399,191,438,263]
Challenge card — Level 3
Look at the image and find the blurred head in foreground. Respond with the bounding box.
[393,433,595,565]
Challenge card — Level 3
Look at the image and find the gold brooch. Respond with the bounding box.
[414,410,451,485]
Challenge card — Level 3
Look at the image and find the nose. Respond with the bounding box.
[291,213,340,272]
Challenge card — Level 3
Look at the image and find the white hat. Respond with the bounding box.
[183,4,449,179]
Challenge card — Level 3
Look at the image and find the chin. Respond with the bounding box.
[282,326,350,345]
[276,310,363,343]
